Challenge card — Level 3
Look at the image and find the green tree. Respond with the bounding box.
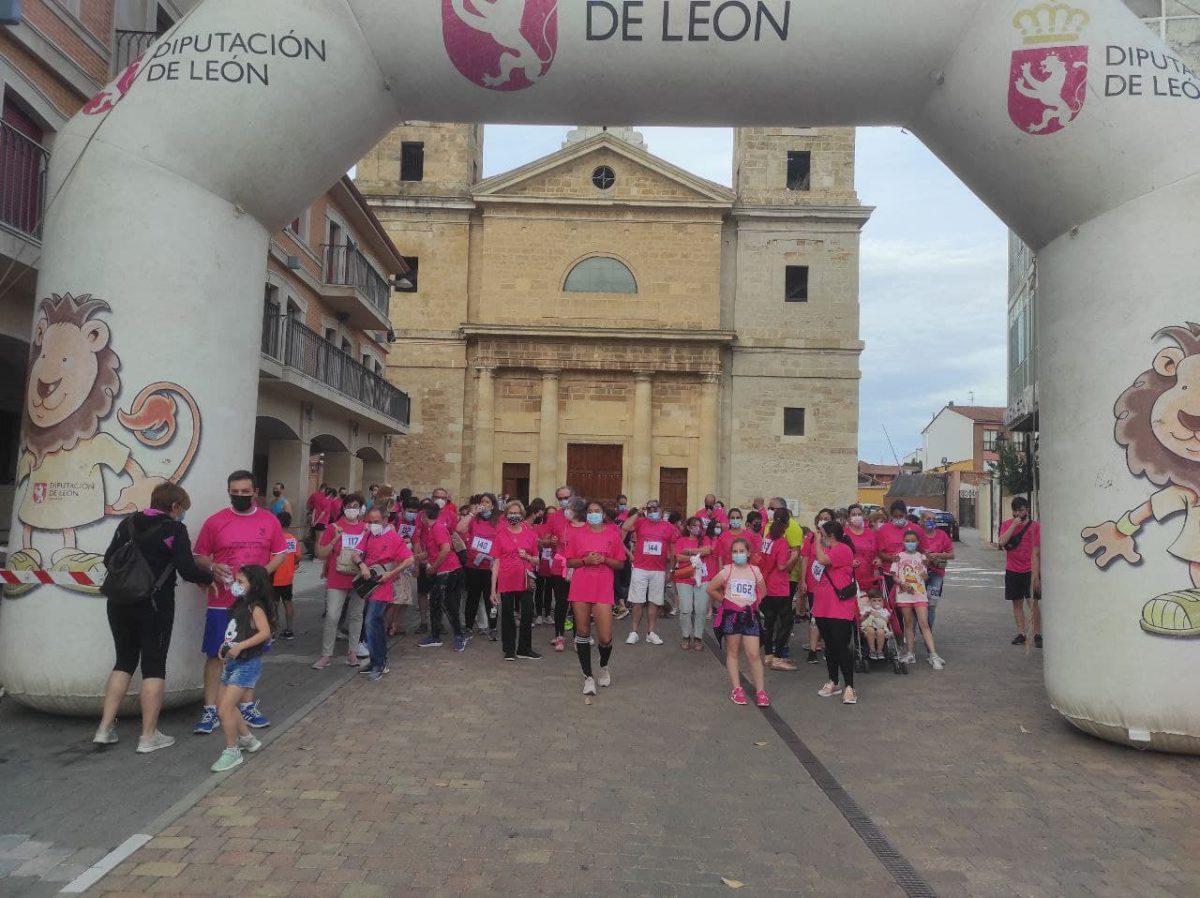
[992,439,1033,496]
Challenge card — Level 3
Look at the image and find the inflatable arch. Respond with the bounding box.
[1,0,1198,752]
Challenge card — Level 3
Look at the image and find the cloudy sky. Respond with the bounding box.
[483,125,1009,465]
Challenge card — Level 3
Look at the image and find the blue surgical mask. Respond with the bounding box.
[230,582,247,599]
[648,512,661,521]
[618,504,628,512]
[730,518,743,530]
[892,517,906,527]
[480,509,492,520]
[587,512,604,526]
[732,552,749,565]
[404,511,417,522]
[923,520,936,531]
[904,541,919,552]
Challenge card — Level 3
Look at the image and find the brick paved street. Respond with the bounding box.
[4,534,1199,897]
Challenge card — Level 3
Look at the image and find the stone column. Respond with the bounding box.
[697,373,720,508]
[324,452,363,494]
[474,366,496,492]
[266,438,307,534]
[631,372,654,502]
[538,370,561,499]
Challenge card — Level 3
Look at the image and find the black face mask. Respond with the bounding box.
[230,494,253,513]
[272,489,281,497]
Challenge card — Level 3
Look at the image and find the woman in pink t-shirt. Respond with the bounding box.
[491,499,543,662]
[356,507,414,679]
[564,500,626,696]
[758,508,800,672]
[457,492,501,642]
[673,517,716,652]
[312,493,368,670]
[811,521,861,705]
[845,503,881,592]
[706,538,770,708]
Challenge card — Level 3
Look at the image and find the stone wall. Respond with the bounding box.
[357,122,484,198]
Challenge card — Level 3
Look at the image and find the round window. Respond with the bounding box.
[591,166,616,190]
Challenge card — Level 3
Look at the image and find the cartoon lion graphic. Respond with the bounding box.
[1082,322,1200,638]
[5,293,202,596]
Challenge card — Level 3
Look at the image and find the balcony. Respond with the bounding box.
[261,314,410,430]
[319,243,393,330]
[114,29,160,75]
[0,121,49,242]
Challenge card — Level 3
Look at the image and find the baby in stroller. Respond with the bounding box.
[859,588,892,661]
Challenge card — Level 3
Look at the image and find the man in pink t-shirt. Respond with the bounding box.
[621,499,678,645]
[420,504,465,650]
[192,470,289,734]
[694,494,730,528]
[999,496,1042,648]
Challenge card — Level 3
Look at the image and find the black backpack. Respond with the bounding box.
[101,517,174,606]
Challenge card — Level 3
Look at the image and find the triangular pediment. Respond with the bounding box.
[473,133,735,207]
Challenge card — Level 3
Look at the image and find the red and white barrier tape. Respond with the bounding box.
[0,569,102,587]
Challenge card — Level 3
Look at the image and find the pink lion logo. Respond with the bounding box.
[442,0,557,92]
[82,54,144,116]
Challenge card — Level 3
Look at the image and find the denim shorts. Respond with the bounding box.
[220,655,263,688]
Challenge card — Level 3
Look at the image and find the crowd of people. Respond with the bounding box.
[92,472,1043,773]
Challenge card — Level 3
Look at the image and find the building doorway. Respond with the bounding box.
[659,467,688,516]
[502,462,530,506]
[567,444,623,505]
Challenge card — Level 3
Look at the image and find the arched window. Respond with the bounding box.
[563,257,638,294]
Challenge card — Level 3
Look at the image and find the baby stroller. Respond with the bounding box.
[855,581,908,675]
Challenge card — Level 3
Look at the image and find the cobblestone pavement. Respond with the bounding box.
[5,534,1199,897]
[0,565,356,898]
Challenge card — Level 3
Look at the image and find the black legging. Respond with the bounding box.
[534,575,553,618]
[550,575,570,637]
[108,596,175,680]
[463,567,496,633]
[816,617,855,688]
[760,596,794,656]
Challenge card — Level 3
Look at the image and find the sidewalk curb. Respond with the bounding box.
[59,662,360,895]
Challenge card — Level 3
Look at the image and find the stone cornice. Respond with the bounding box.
[461,323,737,344]
[732,204,875,228]
[363,195,477,213]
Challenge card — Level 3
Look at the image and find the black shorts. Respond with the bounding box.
[107,596,175,680]
[417,567,434,595]
[276,584,294,602]
[1005,570,1033,602]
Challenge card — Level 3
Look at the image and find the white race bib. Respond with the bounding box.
[643,540,663,557]
[730,578,756,601]
[471,536,493,555]
[285,537,297,553]
[399,524,415,539]
[342,533,362,550]
[541,547,553,561]
[761,539,774,554]
[811,561,826,582]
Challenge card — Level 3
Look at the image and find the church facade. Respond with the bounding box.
[356,125,870,519]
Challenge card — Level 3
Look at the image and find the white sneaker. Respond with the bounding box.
[597,667,611,688]
[582,676,597,696]
[626,631,640,645]
[902,652,917,665]
[136,731,175,754]
[238,734,263,753]
[92,724,118,745]
[929,654,945,671]
[645,631,664,646]
[356,642,370,659]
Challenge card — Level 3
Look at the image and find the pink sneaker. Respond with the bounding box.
[730,686,748,705]
[311,656,332,670]
[554,636,565,653]
[756,690,771,708]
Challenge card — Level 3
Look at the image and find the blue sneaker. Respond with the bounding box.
[239,701,270,729]
[453,634,467,653]
[192,705,219,735]
[367,669,384,682]
[418,635,443,648]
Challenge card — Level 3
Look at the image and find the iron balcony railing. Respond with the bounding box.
[261,313,410,426]
[0,121,49,241]
[322,243,392,318]
[114,29,159,74]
